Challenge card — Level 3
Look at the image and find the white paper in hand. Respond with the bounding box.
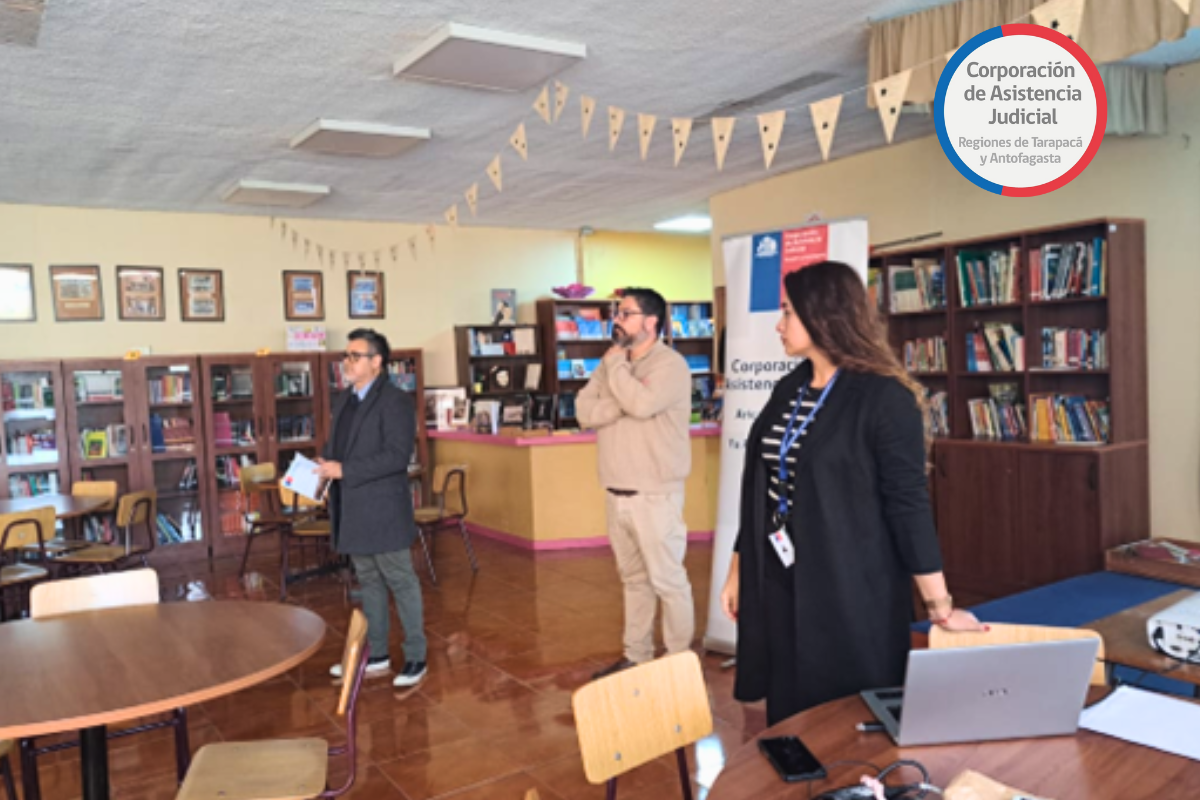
[282,453,330,503]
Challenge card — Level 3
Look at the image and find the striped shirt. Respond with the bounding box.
[762,386,821,524]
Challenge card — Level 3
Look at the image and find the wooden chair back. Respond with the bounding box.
[432,464,468,518]
[930,623,1107,686]
[116,490,158,555]
[572,651,713,784]
[31,569,159,619]
[239,462,277,494]
[337,608,370,716]
[71,480,119,513]
[0,506,55,552]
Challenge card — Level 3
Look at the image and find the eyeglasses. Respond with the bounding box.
[613,309,646,321]
[342,351,373,362]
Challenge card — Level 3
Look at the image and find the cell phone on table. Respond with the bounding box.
[758,734,826,782]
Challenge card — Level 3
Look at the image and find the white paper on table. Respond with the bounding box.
[282,452,329,503]
[1079,685,1200,761]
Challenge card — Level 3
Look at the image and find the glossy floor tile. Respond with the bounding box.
[10,537,760,799]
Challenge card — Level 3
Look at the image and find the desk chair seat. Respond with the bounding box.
[24,481,121,560]
[1,506,54,621]
[412,465,477,585]
[51,490,158,574]
[176,609,370,800]
[0,739,16,800]
[50,544,127,564]
[0,563,49,585]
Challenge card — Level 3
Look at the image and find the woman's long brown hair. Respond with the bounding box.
[784,260,927,418]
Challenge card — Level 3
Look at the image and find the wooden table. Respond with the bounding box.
[709,688,1200,799]
[1085,589,1200,693]
[0,493,107,520]
[0,601,326,800]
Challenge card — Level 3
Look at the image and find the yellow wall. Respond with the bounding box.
[709,62,1200,542]
[583,230,713,301]
[0,206,712,386]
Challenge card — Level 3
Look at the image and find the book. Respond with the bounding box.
[282,453,329,503]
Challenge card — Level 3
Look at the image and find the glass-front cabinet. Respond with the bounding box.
[0,361,69,500]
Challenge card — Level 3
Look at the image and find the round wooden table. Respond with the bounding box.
[0,493,108,519]
[0,601,326,800]
[709,689,1200,799]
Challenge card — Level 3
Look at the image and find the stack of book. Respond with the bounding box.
[968,382,1027,441]
[903,337,947,373]
[1029,239,1106,300]
[1029,394,1110,444]
[148,373,192,404]
[889,259,945,312]
[1040,327,1108,370]
[966,323,1024,372]
[956,247,1021,307]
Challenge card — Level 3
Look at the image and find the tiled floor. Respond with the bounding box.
[13,536,768,800]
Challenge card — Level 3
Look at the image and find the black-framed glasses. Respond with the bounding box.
[614,309,645,321]
[342,351,373,362]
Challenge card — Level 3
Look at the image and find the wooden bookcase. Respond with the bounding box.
[872,218,1149,603]
[536,297,717,427]
[1,360,71,501]
[454,324,543,399]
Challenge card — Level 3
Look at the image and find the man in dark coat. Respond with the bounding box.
[318,328,427,688]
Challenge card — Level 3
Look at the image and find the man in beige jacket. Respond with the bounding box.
[577,287,695,679]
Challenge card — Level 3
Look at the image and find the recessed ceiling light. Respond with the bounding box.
[654,215,712,234]
[221,179,330,208]
[393,22,586,92]
[290,119,432,158]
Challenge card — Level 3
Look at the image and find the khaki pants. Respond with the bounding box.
[606,490,694,663]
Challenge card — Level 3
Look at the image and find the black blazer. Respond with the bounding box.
[733,362,943,711]
[322,377,418,556]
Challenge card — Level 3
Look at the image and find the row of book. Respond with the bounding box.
[177,462,200,490]
[1030,240,1105,301]
[1030,394,1111,444]
[148,374,192,404]
[555,308,611,340]
[904,337,947,373]
[215,453,255,489]
[80,425,129,459]
[274,368,313,398]
[468,327,538,357]
[2,376,54,412]
[925,390,949,438]
[7,472,59,497]
[157,510,200,544]
[74,371,123,403]
[557,359,601,381]
[152,414,195,452]
[669,303,715,338]
[1041,327,1108,370]
[6,428,57,456]
[277,415,315,442]
[890,259,946,312]
[212,412,255,447]
[966,323,1025,372]
[957,246,1021,307]
[211,370,254,401]
[968,382,1026,441]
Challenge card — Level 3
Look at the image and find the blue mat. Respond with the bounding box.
[913,572,1195,697]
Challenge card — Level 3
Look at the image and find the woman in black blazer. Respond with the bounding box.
[720,260,982,725]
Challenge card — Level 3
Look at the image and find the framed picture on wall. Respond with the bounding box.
[179,269,225,322]
[116,266,165,321]
[0,264,36,322]
[284,270,324,321]
[49,264,104,321]
[347,271,385,319]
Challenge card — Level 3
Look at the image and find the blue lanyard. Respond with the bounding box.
[775,370,839,525]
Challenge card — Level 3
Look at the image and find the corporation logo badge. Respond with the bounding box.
[935,24,1106,196]
[755,235,779,259]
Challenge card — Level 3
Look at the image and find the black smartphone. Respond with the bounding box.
[758,735,827,782]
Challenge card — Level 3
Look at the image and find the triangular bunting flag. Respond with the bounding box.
[711,117,736,171]
[671,118,693,166]
[533,85,552,124]
[487,155,503,192]
[608,107,626,152]
[291,230,298,248]
[390,245,399,263]
[809,95,843,162]
[872,68,912,144]
[1030,0,1086,42]
[408,236,419,261]
[373,251,381,269]
[509,123,529,161]
[465,183,479,216]
[343,252,350,269]
[425,224,436,247]
[303,239,310,257]
[357,253,366,269]
[554,81,570,122]
[637,113,657,161]
[317,244,324,262]
[757,110,786,169]
[280,222,288,239]
[445,204,459,227]
[269,217,276,230]
[581,95,596,138]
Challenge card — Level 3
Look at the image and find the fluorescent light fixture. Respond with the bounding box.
[290,119,432,158]
[393,22,586,92]
[654,215,712,234]
[221,179,331,208]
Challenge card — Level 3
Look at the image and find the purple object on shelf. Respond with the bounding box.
[551,283,595,299]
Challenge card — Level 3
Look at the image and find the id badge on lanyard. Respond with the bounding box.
[770,371,838,568]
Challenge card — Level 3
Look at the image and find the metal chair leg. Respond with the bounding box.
[279,533,290,602]
[458,520,479,572]
[676,747,692,800]
[239,532,257,577]
[606,777,618,800]
[416,528,437,585]
[20,737,42,800]
[0,753,17,800]
[172,708,191,785]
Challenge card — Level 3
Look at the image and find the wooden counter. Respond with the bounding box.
[429,425,721,550]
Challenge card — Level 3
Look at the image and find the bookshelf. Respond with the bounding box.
[320,348,428,507]
[454,324,543,398]
[1,360,70,502]
[872,218,1148,602]
[536,297,718,427]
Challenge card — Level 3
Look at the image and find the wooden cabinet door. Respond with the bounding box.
[934,444,1022,602]
[1017,449,1101,587]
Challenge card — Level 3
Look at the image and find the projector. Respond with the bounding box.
[1147,592,1200,664]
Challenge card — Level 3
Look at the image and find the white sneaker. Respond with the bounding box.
[393,661,427,688]
[330,657,390,678]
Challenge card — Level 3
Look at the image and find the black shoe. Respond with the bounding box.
[393,660,427,688]
[592,658,637,681]
[330,655,389,678]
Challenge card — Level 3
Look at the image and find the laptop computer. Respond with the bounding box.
[861,638,1099,746]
